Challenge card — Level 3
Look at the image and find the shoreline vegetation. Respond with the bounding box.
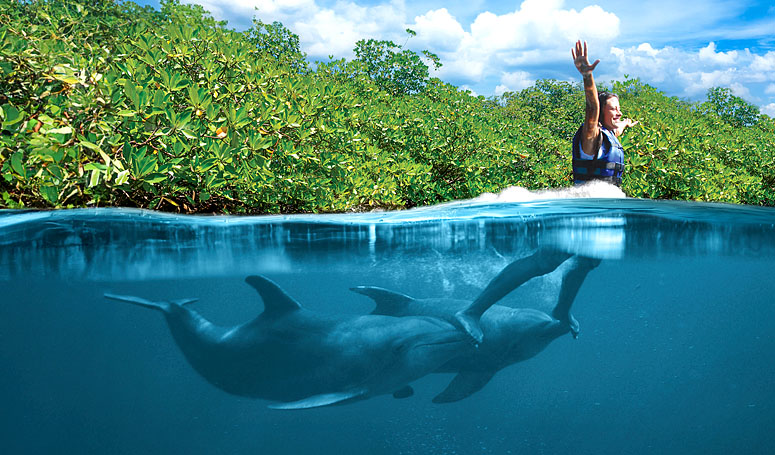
[2,0,774,214]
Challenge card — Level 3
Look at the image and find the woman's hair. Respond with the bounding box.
[598,92,619,123]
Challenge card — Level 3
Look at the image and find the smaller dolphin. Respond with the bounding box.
[106,275,476,410]
[352,251,600,403]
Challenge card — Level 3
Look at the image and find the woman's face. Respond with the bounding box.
[601,96,621,131]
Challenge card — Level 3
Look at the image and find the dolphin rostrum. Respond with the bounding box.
[105,275,481,410]
[351,250,600,403]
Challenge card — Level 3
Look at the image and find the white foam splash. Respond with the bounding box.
[475,181,626,203]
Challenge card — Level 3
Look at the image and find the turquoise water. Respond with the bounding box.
[2,192,775,454]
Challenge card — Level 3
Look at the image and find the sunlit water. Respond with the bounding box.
[2,183,774,455]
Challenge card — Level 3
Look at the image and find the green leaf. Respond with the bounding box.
[124,80,141,111]
[89,168,101,187]
[188,84,201,105]
[141,173,167,184]
[130,150,157,178]
[0,61,12,76]
[153,89,168,109]
[52,64,81,85]
[80,140,102,152]
[1,104,23,129]
[10,152,25,178]
[45,163,64,180]
[114,169,130,185]
[39,185,59,204]
[84,163,107,171]
[47,149,65,163]
[98,150,112,167]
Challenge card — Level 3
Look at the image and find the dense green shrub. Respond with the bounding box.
[612,79,774,205]
[1,0,774,213]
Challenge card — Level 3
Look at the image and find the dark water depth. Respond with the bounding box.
[2,197,774,455]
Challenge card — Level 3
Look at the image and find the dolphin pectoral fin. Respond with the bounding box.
[569,313,580,339]
[267,390,367,410]
[392,385,414,399]
[350,286,415,316]
[551,255,599,336]
[464,248,572,325]
[454,310,484,346]
[245,275,303,317]
[432,371,496,404]
[104,293,169,312]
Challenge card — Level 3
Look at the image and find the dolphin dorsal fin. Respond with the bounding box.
[350,286,415,316]
[245,275,302,317]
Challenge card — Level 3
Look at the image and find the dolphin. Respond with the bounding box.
[351,250,600,403]
[105,275,479,410]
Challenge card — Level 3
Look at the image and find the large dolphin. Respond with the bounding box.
[105,275,479,410]
[351,250,600,403]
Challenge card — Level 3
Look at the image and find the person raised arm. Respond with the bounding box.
[572,40,601,156]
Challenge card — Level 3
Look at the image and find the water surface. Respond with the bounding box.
[2,190,774,454]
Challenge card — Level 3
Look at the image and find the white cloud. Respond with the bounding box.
[678,68,739,96]
[459,85,479,97]
[751,51,775,72]
[698,42,738,65]
[191,0,621,84]
[761,103,775,117]
[184,0,775,109]
[609,42,775,103]
[636,43,659,57]
[608,43,680,83]
[416,0,620,83]
[251,0,315,14]
[412,8,466,52]
[729,82,751,99]
[496,70,535,95]
[192,0,409,58]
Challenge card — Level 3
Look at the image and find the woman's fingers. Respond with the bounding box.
[574,40,584,58]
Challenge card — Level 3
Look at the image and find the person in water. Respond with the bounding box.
[571,40,637,186]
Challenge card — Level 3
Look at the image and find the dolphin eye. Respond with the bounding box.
[392,341,411,355]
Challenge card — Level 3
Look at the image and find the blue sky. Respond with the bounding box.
[134,0,775,115]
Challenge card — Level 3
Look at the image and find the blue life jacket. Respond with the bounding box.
[572,125,625,186]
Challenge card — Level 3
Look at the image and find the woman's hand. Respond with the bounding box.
[572,40,599,76]
[619,118,639,129]
[613,118,639,137]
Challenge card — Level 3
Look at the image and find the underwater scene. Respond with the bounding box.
[2,186,775,455]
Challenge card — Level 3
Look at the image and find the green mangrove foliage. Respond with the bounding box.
[1,0,774,213]
[612,80,775,205]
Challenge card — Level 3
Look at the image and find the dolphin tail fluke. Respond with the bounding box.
[350,286,415,315]
[104,293,183,312]
[432,370,495,404]
[456,248,573,343]
[551,255,601,338]
[267,390,367,410]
